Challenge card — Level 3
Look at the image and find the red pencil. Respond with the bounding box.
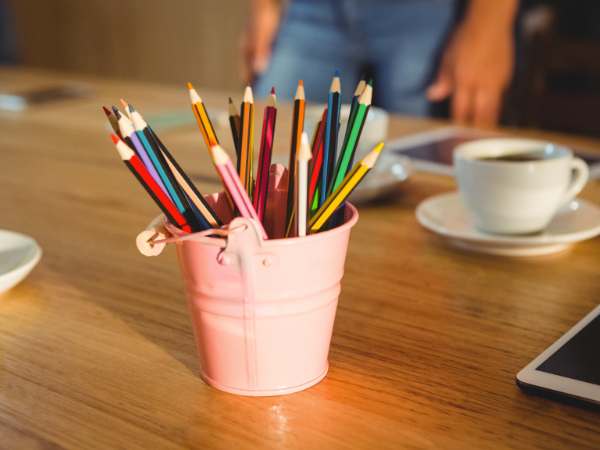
[308,108,327,206]
[253,87,277,222]
[110,134,191,232]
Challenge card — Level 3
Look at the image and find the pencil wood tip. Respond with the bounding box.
[363,142,384,167]
[243,86,254,103]
[210,144,229,164]
[298,132,312,160]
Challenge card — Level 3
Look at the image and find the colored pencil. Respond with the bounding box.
[129,106,189,215]
[253,88,277,222]
[309,142,383,232]
[102,106,120,136]
[210,145,267,239]
[330,82,372,193]
[320,72,341,206]
[285,80,306,232]
[239,86,255,195]
[187,82,219,148]
[150,130,222,228]
[308,108,327,212]
[228,97,242,160]
[116,108,168,195]
[111,134,191,233]
[295,132,312,237]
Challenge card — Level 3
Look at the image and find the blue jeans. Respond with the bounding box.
[255,0,458,115]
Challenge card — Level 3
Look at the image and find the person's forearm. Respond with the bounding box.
[463,0,519,30]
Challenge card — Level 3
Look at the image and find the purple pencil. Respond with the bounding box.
[115,108,168,194]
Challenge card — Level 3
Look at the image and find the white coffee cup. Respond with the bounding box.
[454,138,589,234]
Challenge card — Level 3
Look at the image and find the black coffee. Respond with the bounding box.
[479,152,546,162]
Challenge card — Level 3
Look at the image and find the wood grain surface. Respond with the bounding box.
[0,68,599,450]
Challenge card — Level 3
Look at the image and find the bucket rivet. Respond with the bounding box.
[218,253,234,265]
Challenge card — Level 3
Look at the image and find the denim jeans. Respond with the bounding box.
[255,0,458,115]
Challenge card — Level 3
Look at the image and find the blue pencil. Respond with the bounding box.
[319,72,341,206]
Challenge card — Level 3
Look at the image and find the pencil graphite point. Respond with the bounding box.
[120,98,129,110]
[186,82,194,90]
[111,105,120,116]
[102,106,112,116]
[298,79,303,86]
[110,133,119,144]
[334,69,340,77]
[270,86,275,95]
[128,103,136,112]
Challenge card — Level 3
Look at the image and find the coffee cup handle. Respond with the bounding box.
[560,157,589,207]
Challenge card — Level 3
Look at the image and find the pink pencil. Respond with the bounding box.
[210,144,268,239]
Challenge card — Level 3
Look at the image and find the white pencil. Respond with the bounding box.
[296,132,312,237]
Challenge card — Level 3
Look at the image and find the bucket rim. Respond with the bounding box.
[165,202,359,247]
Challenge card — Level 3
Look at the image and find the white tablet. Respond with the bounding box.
[388,126,600,179]
[516,304,600,407]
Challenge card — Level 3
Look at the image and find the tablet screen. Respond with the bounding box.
[537,314,600,385]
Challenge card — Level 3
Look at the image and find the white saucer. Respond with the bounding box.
[0,230,42,294]
[416,192,600,256]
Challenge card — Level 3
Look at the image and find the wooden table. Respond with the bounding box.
[1,68,599,450]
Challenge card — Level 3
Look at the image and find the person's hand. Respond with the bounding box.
[240,0,281,84]
[427,14,515,126]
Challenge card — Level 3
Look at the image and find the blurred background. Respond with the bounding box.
[3,0,600,136]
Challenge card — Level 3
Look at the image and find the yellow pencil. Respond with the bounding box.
[309,142,384,232]
[187,82,219,148]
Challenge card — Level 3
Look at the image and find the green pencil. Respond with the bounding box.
[330,81,372,193]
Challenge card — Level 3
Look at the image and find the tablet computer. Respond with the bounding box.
[516,304,600,408]
[388,126,600,179]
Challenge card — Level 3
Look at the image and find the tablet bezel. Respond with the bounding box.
[516,304,600,405]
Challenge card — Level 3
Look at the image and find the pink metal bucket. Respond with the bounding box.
[163,190,359,396]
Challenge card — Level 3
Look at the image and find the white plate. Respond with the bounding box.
[416,192,600,256]
[0,230,42,294]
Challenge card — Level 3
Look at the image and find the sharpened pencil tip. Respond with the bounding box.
[110,133,120,144]
[243,86,254,103]
[367,78,373,86]
[334,69,340,77]
[228,97,234,104]
[102,106,112,116]
[112,106,122,119]
[187,82,194,90]
[128,103,136,112]
[270,86,275,94]
[298,79,304,86]
[119,98,129,110]
[111,105,119,115]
